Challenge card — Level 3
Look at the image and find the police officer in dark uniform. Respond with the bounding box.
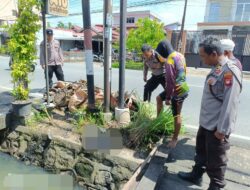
[178,37,242,190]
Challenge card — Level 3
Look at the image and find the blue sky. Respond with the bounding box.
[47,0,207,30]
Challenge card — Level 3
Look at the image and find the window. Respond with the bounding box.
[235,4,244,21]
[12,10,18,17]
[126,17,135,24]
[208,3,221,22]
[235,0,250,21]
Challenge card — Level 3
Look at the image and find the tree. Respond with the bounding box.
[47,22,51,28]
[127,18,165,52]
[57,21,66,28]
[68,22,73,29]
[8,0,41,100]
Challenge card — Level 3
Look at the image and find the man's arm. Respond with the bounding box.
[217,69,241,136]
[40,42,45,69]
[143,61,149,82]
[165,64,175,101]
[59,43,64,64]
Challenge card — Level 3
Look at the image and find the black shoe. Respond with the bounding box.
[178,166,205,186]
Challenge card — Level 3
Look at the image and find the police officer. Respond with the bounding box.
[178,37,242,190]
[40,29,65,88]
[141,44,166,106]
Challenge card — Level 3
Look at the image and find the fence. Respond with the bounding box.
[167,30,250,71]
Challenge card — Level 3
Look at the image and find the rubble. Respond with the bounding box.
[45,80,139,112]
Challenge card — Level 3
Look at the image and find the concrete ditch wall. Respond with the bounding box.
[0,126,139,190]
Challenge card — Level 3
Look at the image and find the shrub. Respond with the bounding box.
[8,0,41,101]
[112,60,143,70]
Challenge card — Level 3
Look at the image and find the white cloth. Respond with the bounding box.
[220,39,235,51]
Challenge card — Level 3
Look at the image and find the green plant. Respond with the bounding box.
[8,0,41,101]
[27,109,47,127]
[57,21,67,29]
[128,102,176,148]
[0,45,8,55]
[71,107,106,130]
[112,60,143,70]
[127,18,165,52]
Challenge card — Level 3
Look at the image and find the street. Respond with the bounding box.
[1,55,250,138]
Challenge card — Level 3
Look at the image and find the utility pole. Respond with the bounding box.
[42,0,50,106]
[178,0,188,52]
[103,0,112,113]
[115,0,130,125]
[118,0,126,109]
[82,0,96,110]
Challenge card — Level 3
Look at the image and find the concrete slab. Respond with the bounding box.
[136,145,169,190]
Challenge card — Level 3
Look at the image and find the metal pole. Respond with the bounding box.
[103,0,112,113]
[178,0,188,51]
[42,0,50,105]
[82,0,95,110]
[118,0,127,109]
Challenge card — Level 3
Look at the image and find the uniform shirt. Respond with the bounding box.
[143,50,165,78]
[230,56,242,71]
[40,39,64,66]
[199,57,242,135]
[164,51,189,101]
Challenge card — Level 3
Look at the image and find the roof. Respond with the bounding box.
[197,21,250,27]
[48,25,120,41]
[113,10,161,22]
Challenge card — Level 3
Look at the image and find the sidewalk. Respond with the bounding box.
[155,133,250,190]
[187,67,250,79]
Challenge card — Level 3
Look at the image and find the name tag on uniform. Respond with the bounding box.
[207,77,216,85]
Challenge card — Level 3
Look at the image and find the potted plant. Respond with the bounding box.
[7,0,41,117]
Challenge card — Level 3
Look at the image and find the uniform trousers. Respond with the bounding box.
[194,127,230,188]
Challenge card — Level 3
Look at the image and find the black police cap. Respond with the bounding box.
[46,29,53,35]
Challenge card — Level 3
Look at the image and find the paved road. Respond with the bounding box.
[1,56,250,137]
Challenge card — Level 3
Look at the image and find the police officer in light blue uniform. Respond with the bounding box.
[178,37,242,190]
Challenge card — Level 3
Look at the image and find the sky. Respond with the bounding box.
[47,0,207,30]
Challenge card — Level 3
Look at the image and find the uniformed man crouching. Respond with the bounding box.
[178,37,242,190]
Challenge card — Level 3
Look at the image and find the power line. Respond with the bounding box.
[48,0,182,18]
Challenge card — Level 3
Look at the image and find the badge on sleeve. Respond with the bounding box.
[224,72,233,87]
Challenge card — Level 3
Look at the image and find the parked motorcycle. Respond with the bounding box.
[93,52,104,63]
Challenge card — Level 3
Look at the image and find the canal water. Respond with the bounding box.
[0,152,83,190]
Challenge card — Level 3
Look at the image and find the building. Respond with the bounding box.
[164,22,181,31]
[196,0,250,57]
[0,0,18,46]
[113,10,161,29]
[0,0,18,26]
[198,0,250,31]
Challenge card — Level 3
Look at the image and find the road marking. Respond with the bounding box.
[0,85,12,91]
[185,124,250,141]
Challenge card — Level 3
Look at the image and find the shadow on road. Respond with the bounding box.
[166,138,196,163]
[0,91,13,113]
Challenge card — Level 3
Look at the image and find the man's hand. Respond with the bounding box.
[165,99,171,106]
[143,77,147,82]
[214,131,225,140]
[41,65,45,70]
